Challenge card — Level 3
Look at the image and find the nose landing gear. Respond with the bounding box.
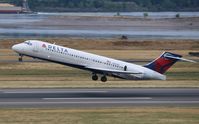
[18,54,23,62]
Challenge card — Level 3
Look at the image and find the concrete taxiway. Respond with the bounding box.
[0,88,198,108]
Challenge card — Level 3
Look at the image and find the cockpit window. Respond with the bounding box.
[24,41,32,46]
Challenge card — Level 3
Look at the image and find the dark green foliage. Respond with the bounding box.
[143,12,149,18]
[2,0,199,12]
[0,0,23,6]
[176,13,180,18]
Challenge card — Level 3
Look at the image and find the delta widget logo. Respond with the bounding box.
[42,44,47,48]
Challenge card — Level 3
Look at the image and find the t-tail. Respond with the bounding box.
[144,52,196,74]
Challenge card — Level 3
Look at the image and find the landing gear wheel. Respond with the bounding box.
[18,58,22,62]
[101,76,107,82]
[92,74,98,81]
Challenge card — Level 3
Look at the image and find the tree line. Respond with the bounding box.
[3,0,199,12]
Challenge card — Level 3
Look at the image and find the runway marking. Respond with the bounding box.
[3,91,107,94]
[0,101,199,105]
[43,97,152,100]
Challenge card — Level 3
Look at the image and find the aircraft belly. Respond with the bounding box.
[112,73,141,80]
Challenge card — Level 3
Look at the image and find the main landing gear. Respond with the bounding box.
[92,74,98,81]
[92,73,107,82]
[101,75,107,82]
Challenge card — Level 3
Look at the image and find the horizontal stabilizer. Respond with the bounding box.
[166,55,197,63]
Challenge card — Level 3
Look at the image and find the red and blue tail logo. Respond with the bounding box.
[144,52,182,74]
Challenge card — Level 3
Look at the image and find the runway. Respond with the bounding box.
[0,88,199,108]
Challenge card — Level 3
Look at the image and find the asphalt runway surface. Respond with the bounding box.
[0,88,199,108]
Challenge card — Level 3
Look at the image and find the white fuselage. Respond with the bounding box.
[12,40,166,80]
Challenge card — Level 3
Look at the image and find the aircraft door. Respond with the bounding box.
[33,42,39,52]
[124,65,127,71]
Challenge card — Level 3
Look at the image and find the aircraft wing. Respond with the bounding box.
[85,66,143,75]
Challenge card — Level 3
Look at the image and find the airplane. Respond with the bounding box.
[12,40,196,82]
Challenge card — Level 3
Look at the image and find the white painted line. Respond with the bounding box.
[43,97,152,100]
[3,91,107,94]
[0,101,199,105]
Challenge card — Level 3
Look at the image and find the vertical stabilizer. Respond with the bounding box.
[144,52,182,74]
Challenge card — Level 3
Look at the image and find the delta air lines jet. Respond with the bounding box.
[12,40,195,82]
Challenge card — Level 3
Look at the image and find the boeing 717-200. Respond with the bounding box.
[12,40,195,82]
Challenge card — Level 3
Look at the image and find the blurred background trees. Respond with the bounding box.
[2,0,199,12]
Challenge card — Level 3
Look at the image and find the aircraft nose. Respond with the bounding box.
[12,44,21,52]
[12,44,17,51]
